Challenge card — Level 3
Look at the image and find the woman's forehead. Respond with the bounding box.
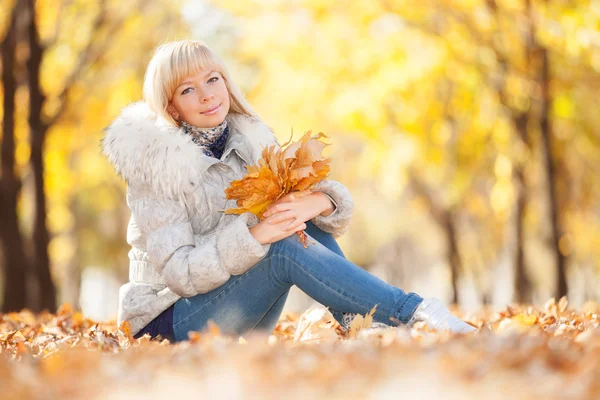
[175,70,220,91]
[175,58,218,80]
[183,69,218,82]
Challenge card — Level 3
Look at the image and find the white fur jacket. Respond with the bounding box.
[102,102,354,336]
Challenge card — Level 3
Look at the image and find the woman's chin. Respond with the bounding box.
[191,114,226,128]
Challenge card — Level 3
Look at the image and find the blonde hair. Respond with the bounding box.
[143,40,257,126]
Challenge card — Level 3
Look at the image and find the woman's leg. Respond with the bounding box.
[250,290,290,332]
[304,221,345,257]
[251,221,344,333]
[172,227,423,342]
[301,222,359,329]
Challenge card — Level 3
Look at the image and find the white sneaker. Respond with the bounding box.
[407,298,477,334]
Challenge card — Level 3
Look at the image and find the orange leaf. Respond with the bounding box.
[224,130,332,225]
[118,321,134,343]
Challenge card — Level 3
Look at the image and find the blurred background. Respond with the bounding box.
[1,0,599,321]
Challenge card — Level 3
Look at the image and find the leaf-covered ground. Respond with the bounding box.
[1,298,598,400]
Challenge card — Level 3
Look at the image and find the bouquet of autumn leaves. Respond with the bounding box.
[224,131,331,248]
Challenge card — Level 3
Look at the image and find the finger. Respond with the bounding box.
[285,219,306,232]
[289,191,312,200]
[270,191,311,209]
[297,190,313,197]
[268,211,295,224]
[281,218,296,230]
[264,203,292,218]
[293,222,307,232]
[283,218,297,230]
[282,191,311,203]
[281,194,296,203]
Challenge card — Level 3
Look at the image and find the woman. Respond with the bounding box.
[102,40,476,343]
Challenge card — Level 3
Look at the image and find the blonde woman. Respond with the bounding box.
[102,40,476,343]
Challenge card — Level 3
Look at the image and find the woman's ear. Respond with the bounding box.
[167,104,179,121]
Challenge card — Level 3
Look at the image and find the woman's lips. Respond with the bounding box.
[201,104,221,115]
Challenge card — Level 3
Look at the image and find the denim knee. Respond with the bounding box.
[267,234,302,256]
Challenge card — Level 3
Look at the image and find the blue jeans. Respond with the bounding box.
[172,221,423,342]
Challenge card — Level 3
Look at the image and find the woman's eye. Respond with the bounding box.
[208,77,219,83]
[181,87,193,95]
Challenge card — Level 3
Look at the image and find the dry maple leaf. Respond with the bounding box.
[118,321,134,343]
[56,303,73,316]
[293,307,340,343]
[224,130,331,247]
[348,305,378,339]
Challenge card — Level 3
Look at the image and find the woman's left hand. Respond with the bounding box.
[262,190,334,230]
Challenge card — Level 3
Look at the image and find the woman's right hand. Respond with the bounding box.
[249,214,306,245]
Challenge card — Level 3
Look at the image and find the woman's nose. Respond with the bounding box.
[199,89,214,103]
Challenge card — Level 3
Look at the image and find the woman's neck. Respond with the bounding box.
[180,119,228,136]
[180,119,229,159]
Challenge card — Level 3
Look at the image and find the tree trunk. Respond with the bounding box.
[25,0,56,312]
[441,209,461,305]
[62,197,81,309]
[514,167,532,303]
[409,173,462,304]
[0,3,29,312]
[512,113,533,303]
[539,48,568,299]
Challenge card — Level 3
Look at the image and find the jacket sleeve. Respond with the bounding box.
[310,179,354,239]
[131,196,270,297]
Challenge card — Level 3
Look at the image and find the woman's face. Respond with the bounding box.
[168,69,230,128]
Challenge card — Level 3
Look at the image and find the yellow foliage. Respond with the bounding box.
[224,131,331,218]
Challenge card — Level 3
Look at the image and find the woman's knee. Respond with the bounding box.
[271,234,302,251]
[304,226,345,258]
[265,234,313,265]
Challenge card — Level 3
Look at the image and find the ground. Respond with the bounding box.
[1,297,598,399]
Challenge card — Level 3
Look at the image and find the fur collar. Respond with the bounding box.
[101,101,277,199]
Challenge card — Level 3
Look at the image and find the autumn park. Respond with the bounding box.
[1,0,599,398]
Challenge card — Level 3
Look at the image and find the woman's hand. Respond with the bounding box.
[249,214,307,245]
[249,190,335,245]
[262,191,335,229]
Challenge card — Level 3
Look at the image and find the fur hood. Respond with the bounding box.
[101,101,277,199]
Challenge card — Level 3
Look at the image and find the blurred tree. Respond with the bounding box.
[26,0,56,312]
[0,0,187,312]
[395,0,580,300]
[1,0,29,312]
[213,0,600,304]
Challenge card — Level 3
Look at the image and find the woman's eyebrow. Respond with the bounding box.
[177,80,192,90]
[177,71,217,89]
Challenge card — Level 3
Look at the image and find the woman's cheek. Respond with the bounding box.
[182,98,197,114]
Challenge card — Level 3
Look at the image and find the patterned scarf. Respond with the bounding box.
[181,119,229,159]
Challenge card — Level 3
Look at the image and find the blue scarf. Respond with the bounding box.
[181,119,229,159]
